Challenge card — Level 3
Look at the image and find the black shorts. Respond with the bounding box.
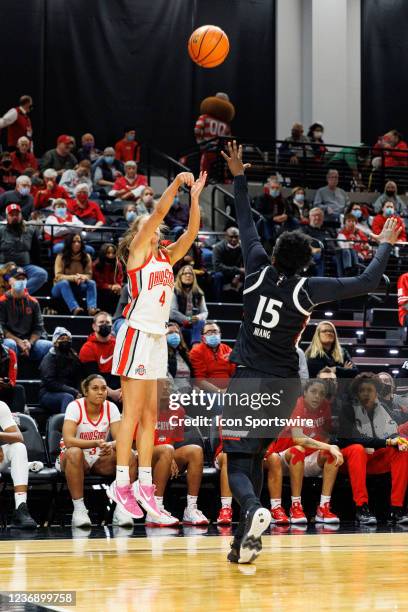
[173,428,204,451]
[222,366,301,455]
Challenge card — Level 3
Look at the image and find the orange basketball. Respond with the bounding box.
[188,25,229,68]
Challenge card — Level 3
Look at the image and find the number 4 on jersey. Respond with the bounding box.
[159,291,166,307]
[253,295,283,329]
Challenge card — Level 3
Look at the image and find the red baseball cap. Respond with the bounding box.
[57,134,73,145]
[6,204,21,215]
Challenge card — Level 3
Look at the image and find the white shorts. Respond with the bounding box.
[279,449,323,478]
[56,449,101,472]
[0,443,13,472]
[111,323,167,380]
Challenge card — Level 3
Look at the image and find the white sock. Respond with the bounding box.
[320,494,331,506]
[221,496,232,508]
[15,492,27,509]
[116,465,130,487]
[72,498,87,512]
[271,498,281,510]
[155,496,164,510]
[187,495,198,509]
[291,496,301,505]
[138,467,152,486]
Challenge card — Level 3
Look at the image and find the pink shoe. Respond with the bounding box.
[133,481,161,518]
[107,481,143,519]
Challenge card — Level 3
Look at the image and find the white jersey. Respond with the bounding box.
[59,398,121,465]
[123,250,174,335]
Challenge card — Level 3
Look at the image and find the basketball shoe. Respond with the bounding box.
[216,507,233,525]
[270,505,289,525]
[133,481,161,519]
[108,481,143,519]
[315,502,340,524]
[289,501,307,524]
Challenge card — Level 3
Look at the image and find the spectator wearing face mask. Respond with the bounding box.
[254,179,298,252]
[92,243,123,312]
[136,187,155,215]
[212,227,244,301]
[34,168,69,211]
[189,321,236,393]
[377,371,408,425]
[0,175,33,220]
[40,135,77,174]
[0,152,19,192]
[373,181,407,215]
[10,137,38,174]
[337,214,373,275]
[76,133,101,163]
[344,202,372,237]
[92,147,124,195]
[59,160,93,198]
[44,199,86,255]
[0,267,52,362]
[79,312,121,404]
[109,160,147,201]
[0,205,47,293]
[287,186,310,224]
[39,327,82,414]
[166,322,192,393]
[372,200,406,241]
[114,127,141,163]
[307,122,327,162]
[67,183,106,227]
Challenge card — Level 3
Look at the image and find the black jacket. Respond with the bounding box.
[39,348,81,398]
[168,346,192,379]
[212,240,243,281]
[307,347,358,378]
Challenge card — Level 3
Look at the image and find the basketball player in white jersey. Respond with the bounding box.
[109,171,207,519]
[58,374,137,528]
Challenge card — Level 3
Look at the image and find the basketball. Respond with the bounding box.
[188,25,229,68]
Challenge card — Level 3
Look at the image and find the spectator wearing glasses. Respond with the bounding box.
[170,265,208,347]
[189,321,236,393]
[305,321,358,379]
[0,175,34,220]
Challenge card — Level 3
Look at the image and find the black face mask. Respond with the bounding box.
[2,160,12,168]
[98,324,112,338]
[58,340,72,353]
[385,190,395,197]
[106,257,116,265]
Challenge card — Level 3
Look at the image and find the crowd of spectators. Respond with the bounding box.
[2,99,408,530]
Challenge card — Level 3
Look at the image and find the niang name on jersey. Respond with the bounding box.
[253,326,272,339]
[148,269,174,290]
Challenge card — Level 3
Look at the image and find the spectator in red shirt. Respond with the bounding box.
[0,95,33,150]
[67,183,106,226]
[398,272,408,328]
[189,321,236,393]
[0,328,26,413]
[114,127,141,163]
[336,213,373,275]
[372,200,406,242]
[34,168,69,211]
[109,160,147,201]
[44,198,87,254]
[92,243,123,312]
[10,137,38,175]
[373,130,408,168]
[78,311,121,404]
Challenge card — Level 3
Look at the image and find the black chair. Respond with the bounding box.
[0,413,58,526]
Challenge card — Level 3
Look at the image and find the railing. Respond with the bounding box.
[210,184,263,230]
[178,136,408,192]
[142,144,192,185]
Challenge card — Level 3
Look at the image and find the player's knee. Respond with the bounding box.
[185,444,203,464]
[9,441,27,462]
[288,446,305,465]
[65,447,84,465]
[266,452,281,470]
[158,445,174,463]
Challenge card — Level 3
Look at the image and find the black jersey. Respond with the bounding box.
[230,266,312,377]
[230,175,393,379]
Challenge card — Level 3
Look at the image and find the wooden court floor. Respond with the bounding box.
[0,531,407,611]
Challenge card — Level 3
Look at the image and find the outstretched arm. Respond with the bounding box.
[167,171,207,265]
[221,141,269,275]
[129,172,195,262]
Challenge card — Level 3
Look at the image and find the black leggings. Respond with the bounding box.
[227,452,264,540]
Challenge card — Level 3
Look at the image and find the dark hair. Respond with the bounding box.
[350,372,380,398]
[61,233,88,269]
[307,122,324,139]
[344,213,357,223]
[95,242,117,272]
[167,320,189,352]
[303,379,327,395]
[81,374,105,395]
[203,320,220,334]
[93,310,112,324]
[19,95,32,106]
[273,231,312,276]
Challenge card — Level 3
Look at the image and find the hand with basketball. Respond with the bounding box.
[221,140,251,177]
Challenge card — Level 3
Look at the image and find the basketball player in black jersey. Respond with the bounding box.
[220,141,401,564]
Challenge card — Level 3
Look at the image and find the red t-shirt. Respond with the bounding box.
[266,396,332,456]
[67,199,106,224]
[78,334,116,373]
[398,273,408,326]
[10,151,38,174]
[371,214,406,241]
[34,184,69,210]
[114,139,141,162]
[92,261,123,290]
[112,175,148,192]
[189,342,236,387]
